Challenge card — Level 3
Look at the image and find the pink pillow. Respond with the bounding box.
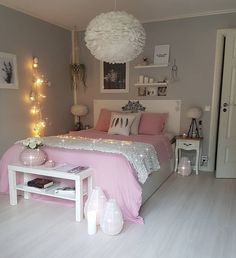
[138,112,168,135]
[95,109,112,131]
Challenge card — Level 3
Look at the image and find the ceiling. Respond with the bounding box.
[0,0,236,31]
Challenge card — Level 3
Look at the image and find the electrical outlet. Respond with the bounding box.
[201,156,208,166]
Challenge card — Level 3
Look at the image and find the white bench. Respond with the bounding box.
[8,163,93,222]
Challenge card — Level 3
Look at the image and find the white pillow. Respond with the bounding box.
[130,112,141,135]
[108,113,135,136]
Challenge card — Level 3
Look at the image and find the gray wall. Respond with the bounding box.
[77,13,236,171]
[0,5,74,158]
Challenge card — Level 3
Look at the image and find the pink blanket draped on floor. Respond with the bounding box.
[0,130,172,224]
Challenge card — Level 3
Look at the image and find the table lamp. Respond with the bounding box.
[71,104,88,130]
[187,107,202,138]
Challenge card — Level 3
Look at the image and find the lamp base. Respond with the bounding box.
[74,122,83,131]
[187,118,200,138]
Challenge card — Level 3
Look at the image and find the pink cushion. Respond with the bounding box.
[95,109,112,131]
[138,113,168,135]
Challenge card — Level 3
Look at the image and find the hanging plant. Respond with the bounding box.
[70,63,87,90]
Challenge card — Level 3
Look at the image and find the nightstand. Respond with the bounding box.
[174,136,203,175]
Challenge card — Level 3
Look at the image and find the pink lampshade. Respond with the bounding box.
[187,107,202,119]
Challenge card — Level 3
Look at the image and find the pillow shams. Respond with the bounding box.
[108,113,135,136]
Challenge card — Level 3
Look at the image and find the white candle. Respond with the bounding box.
[87,210,97,235]
[139,75,144,84]
[144,76,149,84]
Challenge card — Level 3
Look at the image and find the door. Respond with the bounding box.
[216,30,236,178]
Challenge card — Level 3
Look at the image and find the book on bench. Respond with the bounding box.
[27,178,54,189]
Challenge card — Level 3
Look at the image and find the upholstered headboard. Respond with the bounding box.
[94,100,181,135]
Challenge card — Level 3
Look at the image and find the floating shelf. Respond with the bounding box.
[135,82,168,86]
[134,64,169,69]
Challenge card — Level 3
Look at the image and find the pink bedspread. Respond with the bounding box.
[0,130,172,224]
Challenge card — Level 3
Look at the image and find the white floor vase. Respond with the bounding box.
[100,198,123,235]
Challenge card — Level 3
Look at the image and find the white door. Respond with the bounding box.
[216,30,236,178]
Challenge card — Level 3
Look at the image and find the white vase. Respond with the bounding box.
[20,148,47,166]
[84,186,107,225]
[100,198,123,236]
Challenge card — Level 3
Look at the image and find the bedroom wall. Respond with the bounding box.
[77,12,236,171]
[0,5,74,158]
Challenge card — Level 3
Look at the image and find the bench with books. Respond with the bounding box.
[8,162,93,221]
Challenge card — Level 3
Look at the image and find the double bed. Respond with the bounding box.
[0,99,181,224]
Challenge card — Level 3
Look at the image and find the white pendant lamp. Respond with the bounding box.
[85,10,146,64]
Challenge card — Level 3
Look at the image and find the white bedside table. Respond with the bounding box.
[174,136,203,175]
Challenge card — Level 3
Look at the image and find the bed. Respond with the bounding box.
[0,99,181,224]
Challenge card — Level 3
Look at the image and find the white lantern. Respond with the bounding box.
[178,157,192,176]
[100,199,123,235]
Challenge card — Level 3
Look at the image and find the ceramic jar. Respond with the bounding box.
[20,148,47,166]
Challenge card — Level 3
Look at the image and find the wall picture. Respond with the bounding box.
[154,45,169,66]
[100,62,129,93]
[0,52,18,89]
[158,86,167,96]
[146,87,157,96]
[138,86,146,96]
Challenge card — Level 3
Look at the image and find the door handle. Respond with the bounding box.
[223,102,229,107]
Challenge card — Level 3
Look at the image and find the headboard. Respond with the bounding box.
[94,100,181,135]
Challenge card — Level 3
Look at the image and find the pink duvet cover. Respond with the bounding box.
[0,130,172,224]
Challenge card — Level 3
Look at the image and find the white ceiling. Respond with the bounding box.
[0,0,236,31]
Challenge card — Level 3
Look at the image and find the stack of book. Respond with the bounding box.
[27,178,54,189]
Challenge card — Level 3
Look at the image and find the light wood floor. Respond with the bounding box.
[0,172,236,258]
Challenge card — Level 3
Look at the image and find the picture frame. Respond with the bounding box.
[157,86,167,96]
[154,45,169,66]
[0,52,18,89]
[100,62,129,93]
[138,86,146,96]
[146,86,157,96]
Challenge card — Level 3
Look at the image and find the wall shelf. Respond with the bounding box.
[134,64,169,69]
[135,82,168,87]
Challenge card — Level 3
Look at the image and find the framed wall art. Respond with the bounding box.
[100,62,129,93]
[0,52,18,89]
[154,45,169,66]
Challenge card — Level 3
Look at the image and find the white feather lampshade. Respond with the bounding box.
[71,104,88,117]
[187,107,202,119]
[85,11,146,64]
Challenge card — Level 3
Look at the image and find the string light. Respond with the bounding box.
[29,56,50,137]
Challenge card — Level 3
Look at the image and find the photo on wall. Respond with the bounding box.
[146,87,157,96]
[0,52,18,89]
[157,86,167,96]
[138,86,146,96]
[100,62,129,93]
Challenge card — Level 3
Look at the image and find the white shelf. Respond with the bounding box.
[16,183,88,201]
[135,82,168,87]
[134,64,169,69]
[16,183,76,201]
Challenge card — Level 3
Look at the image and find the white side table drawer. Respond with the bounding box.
[176,140,200,150]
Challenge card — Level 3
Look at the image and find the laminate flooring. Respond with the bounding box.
[0,172,236,258]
